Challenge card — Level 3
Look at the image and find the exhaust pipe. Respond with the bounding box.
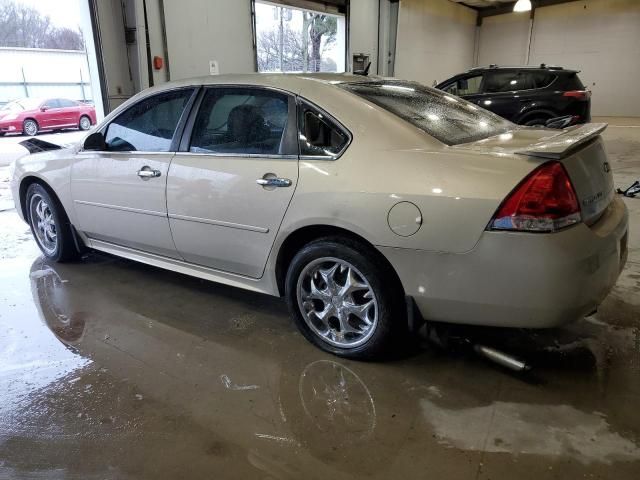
[474,344,531,372]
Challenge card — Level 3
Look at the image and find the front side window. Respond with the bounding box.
[341,81,513,146]
[43,99,60,109]
[105,88,194,152]
[458,75,483,95]
[298,103,348,157]
[190,88,292,155]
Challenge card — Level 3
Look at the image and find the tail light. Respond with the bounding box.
[563,90,591,100]
[489,162,581,232]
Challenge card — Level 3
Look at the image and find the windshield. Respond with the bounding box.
[0,98,42,112]
[339,81,513,146]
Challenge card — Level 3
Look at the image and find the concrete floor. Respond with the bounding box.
[0,120,639,479]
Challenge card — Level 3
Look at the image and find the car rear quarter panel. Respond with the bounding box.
[280,84,543,254]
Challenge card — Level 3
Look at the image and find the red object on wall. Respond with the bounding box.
[153,56,164,70]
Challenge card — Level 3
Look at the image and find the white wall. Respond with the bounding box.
[477,13,530,66]
[477,0,640,117]
[394,0,477,86]
[349,0,380,74]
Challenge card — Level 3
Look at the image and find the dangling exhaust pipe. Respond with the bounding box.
[474,344,531,372]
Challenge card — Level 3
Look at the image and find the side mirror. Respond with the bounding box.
[40,106,48,112]
[83,131,106,151]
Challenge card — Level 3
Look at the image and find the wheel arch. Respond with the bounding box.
[515,108,557,125]
[274,224,405,299]
[19,175,66,222]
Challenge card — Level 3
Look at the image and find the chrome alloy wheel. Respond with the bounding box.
[30,194,57,255]
[79,116,91,130]
[297,257,379,348]
[23,120,38,136]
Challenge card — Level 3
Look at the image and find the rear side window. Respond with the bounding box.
[58,99,78,107]
[484,71,535,93]
[529,72,556,88]
[105,88,194,152]
[190,88,293,155]
[298,102,349,157]
[341,81,512,146]
[563,73,585,90]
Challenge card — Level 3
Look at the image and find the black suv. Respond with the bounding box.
[436,65,591,126]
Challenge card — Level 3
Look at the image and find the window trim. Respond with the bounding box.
[296,97,352,161]
[178,84,299,158]
[81,86,198,154]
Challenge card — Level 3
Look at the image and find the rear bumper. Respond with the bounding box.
[380,197,628,328]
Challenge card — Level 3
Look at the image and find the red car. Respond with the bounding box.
[0,98,97,136]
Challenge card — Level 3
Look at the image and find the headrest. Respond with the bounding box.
[227,104,269,144]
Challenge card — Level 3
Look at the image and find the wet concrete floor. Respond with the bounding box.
[1,121,639,479]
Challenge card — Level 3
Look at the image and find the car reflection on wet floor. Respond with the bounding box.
[0,245,638,480]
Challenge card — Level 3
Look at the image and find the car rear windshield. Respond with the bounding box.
[340,81,512,146]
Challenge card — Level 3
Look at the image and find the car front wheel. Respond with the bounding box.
[26,183,80,262]
[285,237,405,359]
[23,119,38,136]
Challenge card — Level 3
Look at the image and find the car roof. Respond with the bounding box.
[139,72,379,97]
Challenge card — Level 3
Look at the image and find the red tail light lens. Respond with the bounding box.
[489,162,581,232]
[563,90,591,100]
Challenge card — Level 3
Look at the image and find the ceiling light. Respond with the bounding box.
[513,0,532,12]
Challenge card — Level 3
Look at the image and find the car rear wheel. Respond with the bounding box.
[23,119,39,136]
[285,237,405,360]
[79,115,91,131]
[27,183,80,262]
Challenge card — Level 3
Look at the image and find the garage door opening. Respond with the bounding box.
[253,0,346,73]
[0,0,104,121]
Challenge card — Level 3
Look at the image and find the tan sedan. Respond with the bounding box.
[10,73,628,359]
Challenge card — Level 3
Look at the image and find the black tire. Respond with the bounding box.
[26,183,80,262]
[79,115,91,131]
[285,236,406,360]
[23,118,38,136]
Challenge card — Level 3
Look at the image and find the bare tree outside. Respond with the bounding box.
[0,0,84,50]
[256,3,340,73]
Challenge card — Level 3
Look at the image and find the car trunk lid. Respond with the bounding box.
[453,123,614,225]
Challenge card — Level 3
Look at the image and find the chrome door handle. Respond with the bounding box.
[256,176,292,188]
[137,167,161,179]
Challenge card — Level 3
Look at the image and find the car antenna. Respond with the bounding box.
[354,62,371,76]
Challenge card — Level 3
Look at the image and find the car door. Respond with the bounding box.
[72,87,197,258]
[57,99,79,126]
[167,86,299,278]
[479,70,535,120]
[38,99,62,129]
